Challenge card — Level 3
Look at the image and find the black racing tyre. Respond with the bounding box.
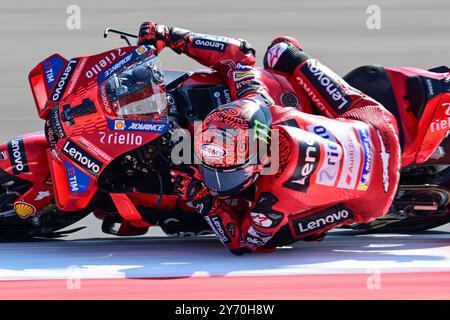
[349,212,450,233]
[0,168,89,240]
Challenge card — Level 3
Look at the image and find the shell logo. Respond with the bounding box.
[114,120,126,130]
[14,202,36,219]
[136,46,148,55]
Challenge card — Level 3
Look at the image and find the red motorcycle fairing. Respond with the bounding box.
[0,131,53,219]
[384,67,450,166]
[30,45,171,217]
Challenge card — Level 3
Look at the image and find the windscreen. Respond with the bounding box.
[105,55,167,118]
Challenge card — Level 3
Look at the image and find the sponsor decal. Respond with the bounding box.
[107,119,169,133]
[42,55,66,91]
[300,60,351,114]
[200,143,226,158]
[250,212,273,228]
[423,77,441,99]
[14,202,36,219]
[247,226,272,244]
[191,33,235,43]
[211,88,232,107]
[233,70,254,81]
[356,127,372,191]
[235,79,260,90]
[62,140,103,176]
[246,236,265,247]
[45,121,58,149]
[50,59,79,101]
[192,37,228,52]
[49,107,65,138]
[85,49,124,79]
[283,135,321,192]
[99,131,143,146]
[97,51,134,84]
[34,191,51,201]
[0,151,7,160]
[253,119,271,144]
[78,137,112,162]
[336,128,362,190]
[430,103,450,133]
[135,46,149,55]
[251,193,284,228]
[204,215,230,244]
[51,148,61,161]
[99,84,113,115]
[7,138,29,175]
[65,160,91,193]
[266,42,289,68]
[281,92,299,108]
[66,58,87,95]
[112,119,125,130]
[307,125,341,187]
[377,130,390,192]
[292,206,354,236]
[226,223,236,237]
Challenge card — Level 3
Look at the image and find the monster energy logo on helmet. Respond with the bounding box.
[253,120,271,144]
[250,106,272,144]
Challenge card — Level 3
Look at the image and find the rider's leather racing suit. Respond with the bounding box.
[139,24,401,254]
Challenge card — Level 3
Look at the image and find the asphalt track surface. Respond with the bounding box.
[1,0,450,299]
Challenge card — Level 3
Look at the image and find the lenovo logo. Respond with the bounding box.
[62,140,103,176]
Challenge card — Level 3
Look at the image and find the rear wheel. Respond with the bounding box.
[350,184,450,233]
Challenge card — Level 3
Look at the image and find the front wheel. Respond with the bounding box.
[0,177,89,240]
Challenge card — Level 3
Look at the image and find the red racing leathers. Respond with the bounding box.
[139,24,401,254]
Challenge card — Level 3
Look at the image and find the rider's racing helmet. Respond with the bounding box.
[194,102,272,197]
[105,55,167,118]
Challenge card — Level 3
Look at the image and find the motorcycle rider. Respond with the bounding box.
[137,22,401,254]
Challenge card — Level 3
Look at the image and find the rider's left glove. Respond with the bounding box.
[137,21,170,54]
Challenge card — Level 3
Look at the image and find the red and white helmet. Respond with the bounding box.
[195,102,272,196]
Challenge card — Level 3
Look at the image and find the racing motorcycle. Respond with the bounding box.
[1,28,450,240]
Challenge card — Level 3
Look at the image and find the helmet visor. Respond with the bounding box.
[200,165,254,196]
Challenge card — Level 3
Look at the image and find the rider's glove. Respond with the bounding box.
[137,22,170,54]
[170,166,218,215]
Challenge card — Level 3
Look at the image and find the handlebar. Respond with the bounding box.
[103,28,156,52]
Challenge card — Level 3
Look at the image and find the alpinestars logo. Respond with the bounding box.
[7,138,28,175]
[300,59,351,114]
[266,42,289,68]
[62,140,103,176]
[50,59,79,101]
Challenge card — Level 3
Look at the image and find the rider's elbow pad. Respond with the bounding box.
[264,43,310,73]
[168,27,191,54]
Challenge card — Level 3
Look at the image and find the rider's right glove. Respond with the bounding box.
[137,21,170,54]
[170,166,219,216]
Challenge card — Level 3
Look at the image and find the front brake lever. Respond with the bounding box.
[103,28,156,52]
